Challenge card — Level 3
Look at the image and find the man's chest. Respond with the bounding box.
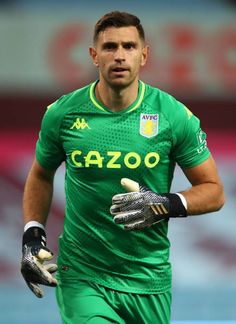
[60,110,172,171]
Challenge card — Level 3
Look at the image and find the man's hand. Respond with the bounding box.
[110,178,187,230]
[21,226,58,298]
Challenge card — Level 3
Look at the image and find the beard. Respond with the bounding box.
[101,69,138,91]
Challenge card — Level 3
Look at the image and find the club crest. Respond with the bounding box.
[140,114,159,138]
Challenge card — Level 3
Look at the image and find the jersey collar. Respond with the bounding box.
[89,80,146,113]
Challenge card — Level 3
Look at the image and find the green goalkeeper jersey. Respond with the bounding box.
[36,80,210,294]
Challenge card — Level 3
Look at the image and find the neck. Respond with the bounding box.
[95,79,139,112]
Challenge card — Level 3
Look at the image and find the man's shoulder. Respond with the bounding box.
[47,83,92,113]
[143,82,192,125]
[144,82,182,109]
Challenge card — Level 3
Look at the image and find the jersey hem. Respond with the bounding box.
[56,271,172,295]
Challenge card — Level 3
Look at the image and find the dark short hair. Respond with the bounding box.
[93,11,145,44]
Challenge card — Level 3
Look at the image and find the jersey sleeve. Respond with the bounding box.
[36,99,65,170]
[170,101,211,169]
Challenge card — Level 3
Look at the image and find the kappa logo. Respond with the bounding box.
[70,117,91,130]
[140,114,159,138]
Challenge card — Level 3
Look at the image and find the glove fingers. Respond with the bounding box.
[111,197,143,215]
[111,202,140,215]
[25,280,44,298]
[113,210,143,224]
[22,257,57,286]
[44,263,58,274]
[124,217,165,231]
[23,268,57,287]
[34,259,58,285]
[37,248,53,261]
[121,178,140,192]
[43,280,57,287]
[124,220,147,231]
[110,203,123,215]
[112,192,141,205]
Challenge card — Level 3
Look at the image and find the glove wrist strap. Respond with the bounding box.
[22,226,46,247]
[24,220,45,232]
[164,193,187,217]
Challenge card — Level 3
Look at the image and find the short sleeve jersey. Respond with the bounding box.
[36,81,210,294]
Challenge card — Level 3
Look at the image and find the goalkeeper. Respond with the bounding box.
[21,11,225,324]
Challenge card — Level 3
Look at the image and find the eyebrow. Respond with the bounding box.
[101,41,138,48]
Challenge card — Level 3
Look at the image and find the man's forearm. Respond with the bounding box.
[23,160,55,226]
[180,156,225,216]
[181,182,225,215]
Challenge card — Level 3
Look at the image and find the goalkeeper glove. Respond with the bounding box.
[110,178,187,231]
[21,226,57,298]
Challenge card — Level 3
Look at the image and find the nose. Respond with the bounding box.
[114,46,125,62]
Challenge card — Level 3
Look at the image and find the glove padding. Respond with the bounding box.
[110,178,187,231]
[21,226,58,298]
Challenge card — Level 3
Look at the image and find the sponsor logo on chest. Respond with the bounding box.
[140,114,159,138]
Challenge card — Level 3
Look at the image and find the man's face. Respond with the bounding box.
[90,26,149,89]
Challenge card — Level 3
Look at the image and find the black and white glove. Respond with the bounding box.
[21,226,57,298]
[110,178,187,231]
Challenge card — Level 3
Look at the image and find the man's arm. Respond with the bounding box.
[23,158,56,225]
[21,158,58,298]
[181,155,225,215]
[110,156,225,230]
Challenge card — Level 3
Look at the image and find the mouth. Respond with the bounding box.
[111,67,129,73]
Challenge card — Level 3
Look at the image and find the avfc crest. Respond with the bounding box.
[140,114,159,138]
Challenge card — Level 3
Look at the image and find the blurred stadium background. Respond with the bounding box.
[0,0,236,323]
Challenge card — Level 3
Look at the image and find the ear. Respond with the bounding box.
[141,45,149,67]
[89,47,99,67]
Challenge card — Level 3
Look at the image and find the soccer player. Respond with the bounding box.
[21,11,225,324]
